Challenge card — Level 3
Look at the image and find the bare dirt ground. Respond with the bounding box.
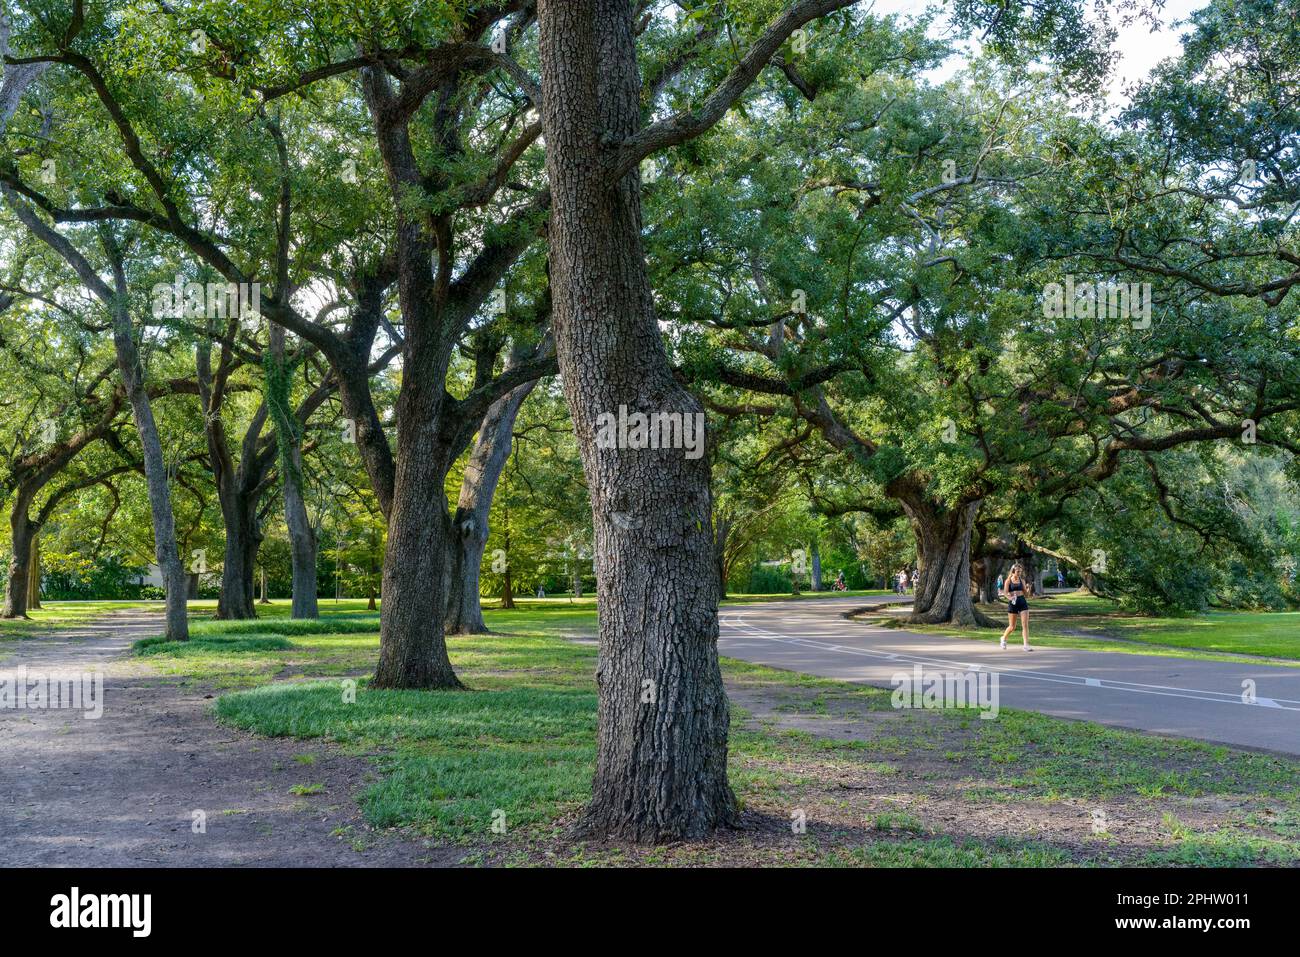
[0,610,462,867]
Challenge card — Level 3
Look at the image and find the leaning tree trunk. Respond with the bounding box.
[112,308,188,641]
[444,360,538,635]
[539,0,737,841]
[26,533,40,610]
[810,540,823,591]
[900,497,997,627]
[2,502,35,619]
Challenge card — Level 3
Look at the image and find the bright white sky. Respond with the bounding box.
[868,0,1208,105]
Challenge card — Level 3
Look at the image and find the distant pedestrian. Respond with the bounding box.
[536,585,546,598]
[1056,568,1065,589]
[999,563,1032,651]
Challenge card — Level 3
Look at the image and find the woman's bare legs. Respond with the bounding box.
[1000,613,1017,649]
[1021,609,1031,649]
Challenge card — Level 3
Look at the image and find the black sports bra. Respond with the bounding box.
[1007,581,1024,594]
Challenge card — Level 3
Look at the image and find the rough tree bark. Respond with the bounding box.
[361,60,464,690]
[538,0,738,841]
[2,501,35,619]
[445,346,541,634]
[369,325,460,688]
[897,493,997,627]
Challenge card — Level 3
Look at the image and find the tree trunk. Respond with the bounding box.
[216,497,260,619]
[900,497,997,627]
[810,539,823,591]
[713,518,731,600]
[187,572,200,600]
[272,330,320,619]
[2,504,34,619]
[539,0,737,841]
[500,513,516,610]
[26,533,41,610]
[571,553,584,599]
[113,306,188,641]
[284,466,318,618]
[370,333,461,689]
[444,359,537,634]
[975,556,1004,604]
[1026,550,1045,597]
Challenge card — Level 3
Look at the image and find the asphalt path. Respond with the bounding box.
[718,593,1300,756]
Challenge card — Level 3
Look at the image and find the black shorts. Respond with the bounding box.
[1007,595,1029,614]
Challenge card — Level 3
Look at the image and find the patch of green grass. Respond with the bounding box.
[135,633,295,656]
[822,836,1076,867]
[218,680,597,839]
[289,783,325,795]
[189,616,382,637]
[873,811,928,833]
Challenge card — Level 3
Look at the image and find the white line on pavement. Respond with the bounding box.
[719,614,1300,712]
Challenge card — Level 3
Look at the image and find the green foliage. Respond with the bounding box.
[38,550,147,601]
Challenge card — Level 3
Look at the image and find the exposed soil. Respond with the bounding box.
[0,611,465,867]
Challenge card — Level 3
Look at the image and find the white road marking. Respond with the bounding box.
[719,614,1300,712]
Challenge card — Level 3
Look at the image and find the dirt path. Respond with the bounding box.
[0,610,461,867]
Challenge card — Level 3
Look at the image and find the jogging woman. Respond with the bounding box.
[999,563,1032,651]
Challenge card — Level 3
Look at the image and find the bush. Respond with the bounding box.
[41,551,147,600]
[740,563,793,594]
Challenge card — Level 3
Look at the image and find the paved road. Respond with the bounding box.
[718,594,1300,756]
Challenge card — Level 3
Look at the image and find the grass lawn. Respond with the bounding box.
[872,592,1300,664]
[130,598,1300,867]
[0,600,154,640]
